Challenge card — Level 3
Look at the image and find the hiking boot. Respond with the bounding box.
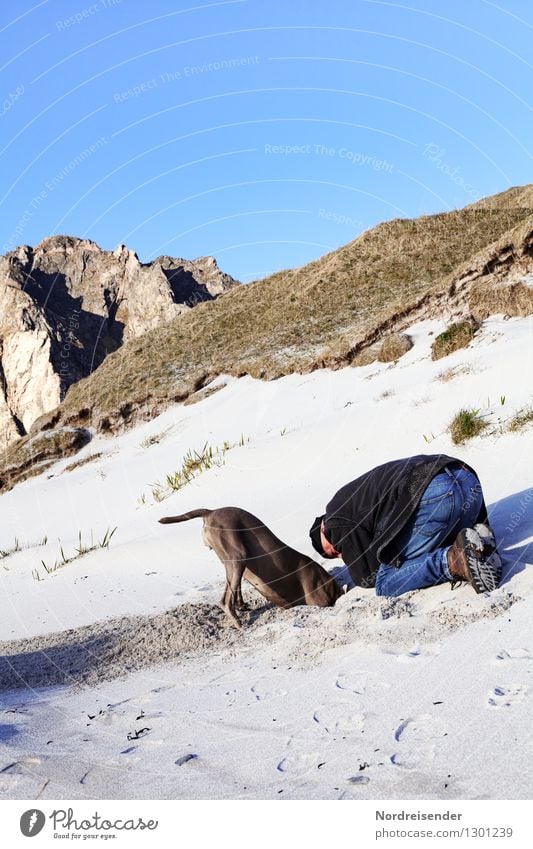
[447,528,500,593]
[473,523,497,556]
[473,523,502,582]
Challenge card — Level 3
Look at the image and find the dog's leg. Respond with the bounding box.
[235,582,248,610]
[220,561,246,629]
[209,531,248,628]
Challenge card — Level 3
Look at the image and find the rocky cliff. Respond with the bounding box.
[0,236,238,447]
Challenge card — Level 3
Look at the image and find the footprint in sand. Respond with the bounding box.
[397,647,432,664]
[335,671,367,694]
[0,756,41,774]
[251,679,288,701]
[312,704,365,738]
[382,645,440,664]
[390,715,446,770]
[135,710,163,720]
[150,684,174,694]
[0,757,43,795]
[486,685,529,708]
[492,649,532,665]
[347,774,371,785]
[277,752,323,774]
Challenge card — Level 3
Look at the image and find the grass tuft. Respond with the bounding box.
[1,535,48,560]
[449,408,487,444]
[431,320,478,361]
[508,406,533,432]
[144,437,249,504]
[435,364,474,383]
[35,527,117,579]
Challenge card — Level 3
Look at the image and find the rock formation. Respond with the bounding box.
[0,235,238,447]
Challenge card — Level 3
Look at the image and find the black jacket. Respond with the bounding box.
[323,454,488,588]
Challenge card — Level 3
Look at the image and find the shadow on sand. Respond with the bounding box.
[0,633,115,693]
[488,487,533,582]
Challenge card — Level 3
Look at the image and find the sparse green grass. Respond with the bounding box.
[0,538,21,559]
[431,320,478,361]
[508,406,533,432]
[449,408,488,444]
[34,527,117,579]
[145,436,249,503]
[0,535,48,560]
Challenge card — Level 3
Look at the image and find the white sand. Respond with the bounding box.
[0,316,532,799]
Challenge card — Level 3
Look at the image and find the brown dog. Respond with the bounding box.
[159,507,342,628]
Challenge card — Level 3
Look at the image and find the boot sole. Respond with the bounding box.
[473,523,497,556]
[457,529,500,594]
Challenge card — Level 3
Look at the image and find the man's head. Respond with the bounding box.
[309,516,341,559]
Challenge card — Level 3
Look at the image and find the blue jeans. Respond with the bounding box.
[375,465,484,597]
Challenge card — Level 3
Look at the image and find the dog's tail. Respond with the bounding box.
[158,509,212,524]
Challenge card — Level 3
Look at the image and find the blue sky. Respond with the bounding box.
[1,0,532,281]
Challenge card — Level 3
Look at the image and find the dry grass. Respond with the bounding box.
[351,349,378,367]
[467,184,533,210]
[377,332,413,362]
[139,426,173,449]
[508,406,533,432]
[431,319,478,361]
[469,280,533,320]
[435,364,474,383]
[449,408,488,444]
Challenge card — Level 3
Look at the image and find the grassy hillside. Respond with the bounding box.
[23,185,533,438]
[467,184,533,209]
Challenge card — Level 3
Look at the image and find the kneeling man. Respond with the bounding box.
[309,454,501,596]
